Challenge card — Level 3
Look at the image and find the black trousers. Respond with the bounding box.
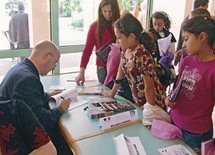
[97,66,113,89]
[47,126,73,155]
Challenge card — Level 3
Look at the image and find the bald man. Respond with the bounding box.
[0,40,74,155]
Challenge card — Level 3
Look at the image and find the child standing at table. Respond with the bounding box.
[102,13,166,109]
[165,16,215,154]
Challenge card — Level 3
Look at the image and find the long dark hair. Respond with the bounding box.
[97,0,120,42]
[182,16,215,47]
[115,13,154,53]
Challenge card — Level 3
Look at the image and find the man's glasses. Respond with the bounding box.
[49,53,59,67]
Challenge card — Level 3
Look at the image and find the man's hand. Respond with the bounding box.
[57,98,72,113]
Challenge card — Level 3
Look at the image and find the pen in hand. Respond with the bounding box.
[60,96,65,100]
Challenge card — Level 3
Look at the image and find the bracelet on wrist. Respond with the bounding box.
[114,79,124,84]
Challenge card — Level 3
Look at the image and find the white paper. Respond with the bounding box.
[158,144,193,155]
[114,134,146,155]
[68,96,88,110]
[51,87,78,104]
[157,34,172,57]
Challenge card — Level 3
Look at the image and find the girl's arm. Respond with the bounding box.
[110,65,125,97]
[143,75,156,105]
[102,65,125,98]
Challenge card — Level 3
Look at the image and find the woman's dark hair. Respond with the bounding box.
[182,16,215,46]
[148,11,171,32]
[97,0,120,42]
[115,13,154,53]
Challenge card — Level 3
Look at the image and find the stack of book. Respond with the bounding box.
[87,97,135,119]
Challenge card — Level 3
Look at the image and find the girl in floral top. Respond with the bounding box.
[102,13,166,108]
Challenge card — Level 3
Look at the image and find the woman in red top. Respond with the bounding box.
[75,0,120,86]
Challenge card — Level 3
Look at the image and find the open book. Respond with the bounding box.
[51,87,88,110]
[114,134,146,155]
[51,87,78,104]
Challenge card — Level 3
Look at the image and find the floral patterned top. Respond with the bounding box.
[121,45,166,108]
[0,99,50,155]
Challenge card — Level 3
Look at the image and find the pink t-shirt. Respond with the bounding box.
[170,56,215,134]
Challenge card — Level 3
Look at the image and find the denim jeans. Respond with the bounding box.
[181,127,213,150]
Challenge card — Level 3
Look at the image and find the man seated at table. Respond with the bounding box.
[0,98,57,155]
[0,40,73,155]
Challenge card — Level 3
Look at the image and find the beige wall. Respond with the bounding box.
[184,0,193,17]
[29,0,50,46]
[208,0,215,16]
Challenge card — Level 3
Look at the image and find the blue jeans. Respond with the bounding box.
[181,127,213,150]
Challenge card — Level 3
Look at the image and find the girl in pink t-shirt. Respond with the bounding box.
[165,16,215,154]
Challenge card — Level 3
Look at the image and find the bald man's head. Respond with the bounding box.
[31,40,60,56]
[29,40,60,75]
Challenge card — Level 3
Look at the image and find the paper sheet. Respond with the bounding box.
[158,144,193,155]
[68,96,88,110]
[157,34,172,57]
[114,134,146,155]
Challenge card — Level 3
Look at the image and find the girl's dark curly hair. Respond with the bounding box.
[148,11,171,32]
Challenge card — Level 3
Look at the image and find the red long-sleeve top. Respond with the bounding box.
[80,21,116,68]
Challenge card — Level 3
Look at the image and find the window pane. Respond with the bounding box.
[0,0,50,77]
[59,0,83,46]
[0,0,50,50]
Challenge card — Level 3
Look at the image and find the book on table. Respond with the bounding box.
[201,137,215,155]
[87,97,135,119]
[78,86,103,95]
[50,87,88,110]
[168,66,187,102]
